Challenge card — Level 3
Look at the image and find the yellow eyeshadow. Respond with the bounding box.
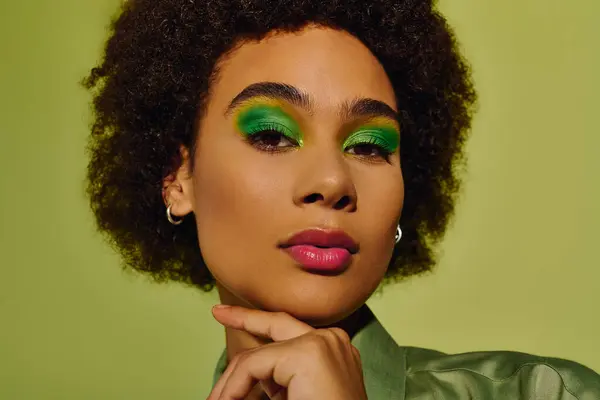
[233,96,290,116]
[360,116,400,132]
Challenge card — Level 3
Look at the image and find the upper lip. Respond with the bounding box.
[279,228,359,254]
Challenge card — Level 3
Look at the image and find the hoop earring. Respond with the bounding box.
[166,204,183,225]
[395,225,402,244]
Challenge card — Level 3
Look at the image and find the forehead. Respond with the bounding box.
[210,25,397,113]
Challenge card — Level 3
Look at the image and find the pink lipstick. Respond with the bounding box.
[279,229,358,272]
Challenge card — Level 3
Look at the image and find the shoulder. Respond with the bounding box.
[403,346,600,399]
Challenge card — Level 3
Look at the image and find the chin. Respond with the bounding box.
[252,281,369,327]
[290,307,351,327]
[215,257,384,326]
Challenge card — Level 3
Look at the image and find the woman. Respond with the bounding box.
[83,0,600,398]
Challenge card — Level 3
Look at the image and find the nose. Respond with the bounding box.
[292,150,358,212]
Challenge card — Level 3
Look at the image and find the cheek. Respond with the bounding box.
[353,167,404,271]
[192,128,275,220]
[190,135,290,285]
[356,165,404,236]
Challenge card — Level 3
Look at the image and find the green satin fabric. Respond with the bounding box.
[212,313,600,399]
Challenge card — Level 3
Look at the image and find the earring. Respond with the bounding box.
[395,225,402,244]
[166,204,183,225]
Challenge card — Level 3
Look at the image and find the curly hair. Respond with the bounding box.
[83,0,476,292]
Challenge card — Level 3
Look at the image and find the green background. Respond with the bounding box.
[1,0,598,398]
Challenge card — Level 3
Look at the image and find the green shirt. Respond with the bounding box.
[212,315,600,399]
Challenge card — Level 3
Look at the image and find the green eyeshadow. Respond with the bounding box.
[343,124,400,153]
[235,103,303,146]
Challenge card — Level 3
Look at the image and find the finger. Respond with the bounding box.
[260,378,285,399]
[212,305,313,341]
[351,345,362,364]
[217,344,294,400]
[208,351,279,400]
[207,351,242,400]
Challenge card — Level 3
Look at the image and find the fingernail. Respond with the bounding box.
[213,304,231,311]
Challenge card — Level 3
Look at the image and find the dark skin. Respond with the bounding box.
[163,25,404,399]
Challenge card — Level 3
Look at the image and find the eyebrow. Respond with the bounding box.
[225,82,313,116]
[340,98,399,123]
[225,81,399,123]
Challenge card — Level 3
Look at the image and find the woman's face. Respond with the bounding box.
[180,26,403,326]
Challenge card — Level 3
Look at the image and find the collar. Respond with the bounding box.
[212,310,406,399]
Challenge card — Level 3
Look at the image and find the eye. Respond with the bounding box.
[342,129,398,163]
[346,143,391,160]
[247,129,298,153]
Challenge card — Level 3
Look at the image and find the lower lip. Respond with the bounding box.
[283,245,352,272]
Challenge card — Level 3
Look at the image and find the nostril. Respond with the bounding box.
[303,193,323,204]
[333,195,351,210]
[301,193,353,210]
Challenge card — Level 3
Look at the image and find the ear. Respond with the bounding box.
[162,146,195,218]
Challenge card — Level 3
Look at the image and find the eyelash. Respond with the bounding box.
[245,124,393,162]
[345,137,393,162]
[245,123,299,153]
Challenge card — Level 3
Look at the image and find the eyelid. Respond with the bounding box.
[354,123,400,136]
[346,132,385,145]
[235,104,304,145]
[234,100,300,124]
[351,128,396,144]
[246,121,294,136]
[344,127,400,152]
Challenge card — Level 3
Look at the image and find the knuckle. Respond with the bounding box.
[329,327,351,343]
[230,353,243,366]
[231,352,242,363]
[232,349,252,365]
[306,333,330,354]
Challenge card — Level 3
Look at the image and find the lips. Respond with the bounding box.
[279,229,358,272]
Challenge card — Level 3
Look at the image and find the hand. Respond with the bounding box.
[207,305,368,400]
